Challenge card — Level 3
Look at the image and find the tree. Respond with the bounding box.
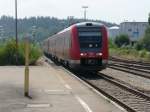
[0,15,117,43]
[109,38,117,48]
[136,14,150,51]
[141,27,150,50]
[114,34,130,47]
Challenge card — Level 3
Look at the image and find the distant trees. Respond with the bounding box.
[0,15,116,43]
[114,34,130,47]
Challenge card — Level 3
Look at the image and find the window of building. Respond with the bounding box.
[128,29,132,32]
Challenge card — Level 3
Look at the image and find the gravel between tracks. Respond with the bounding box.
[80,74,150,112]
[101,68,150,93]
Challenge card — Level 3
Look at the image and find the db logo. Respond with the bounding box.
[89,52,95,56]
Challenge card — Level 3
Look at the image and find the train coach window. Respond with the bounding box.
[79,32,102,37]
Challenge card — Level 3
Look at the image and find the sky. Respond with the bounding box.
[0,0,150,24]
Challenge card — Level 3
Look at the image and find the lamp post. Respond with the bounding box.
[82,6,88,21]
[15,0,18,64]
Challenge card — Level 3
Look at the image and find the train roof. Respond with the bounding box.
[58,22,105,34]
[75,22,104,27]
[44,22,105,42]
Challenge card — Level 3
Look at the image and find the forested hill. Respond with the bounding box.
[0,16,117,43]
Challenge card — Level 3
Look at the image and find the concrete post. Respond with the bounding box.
[24,36,29,97]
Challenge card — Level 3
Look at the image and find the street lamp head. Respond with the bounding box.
[82,6,88,9]
[82,6,89,21]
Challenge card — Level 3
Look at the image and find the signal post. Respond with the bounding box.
[24,36,30,97]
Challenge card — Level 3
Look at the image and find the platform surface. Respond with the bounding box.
[0,61,125,112]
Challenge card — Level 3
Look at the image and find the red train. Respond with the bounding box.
[43,22,108,71]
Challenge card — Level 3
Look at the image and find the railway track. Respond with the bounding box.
[109,57,150,79]
[110,56,150,66]
[45,57,150,112]
[110,61,150,71]
[76,72,150,112]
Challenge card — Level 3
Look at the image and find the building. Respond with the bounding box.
[119,22,149,42]
[108,26,120,39]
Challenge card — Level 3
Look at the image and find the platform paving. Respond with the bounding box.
[0,62,125,112]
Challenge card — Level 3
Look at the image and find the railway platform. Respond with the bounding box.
[0,60,125,112]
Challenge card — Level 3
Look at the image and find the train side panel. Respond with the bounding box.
[101,26,109,65]
[47,28,72,62]
[70,26,80,60]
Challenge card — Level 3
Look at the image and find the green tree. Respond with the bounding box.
[136,14,150,51]
[141,27,150,50]
[0,39,42,65]
[114,34,130,47]
[109,38,117,48]
[0,15,117,43]
[134,41,143,50]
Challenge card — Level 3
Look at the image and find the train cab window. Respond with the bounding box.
[78,27,102,52]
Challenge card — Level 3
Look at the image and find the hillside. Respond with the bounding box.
[0,16,117,43]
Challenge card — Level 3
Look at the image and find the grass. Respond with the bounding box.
[0,39,42,65]
[109,38,150,62]
[109,47,150,62]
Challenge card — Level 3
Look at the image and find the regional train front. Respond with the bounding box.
[70,22,108,71]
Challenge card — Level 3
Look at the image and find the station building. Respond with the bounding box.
[108,26,120,39]
[108,22,149,42]
[119,22,149,42]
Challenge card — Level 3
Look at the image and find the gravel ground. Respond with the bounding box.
[36,57,50,66]
[100,68,150,92]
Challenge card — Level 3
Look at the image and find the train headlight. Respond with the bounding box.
[80,53,87,56]
[80,53,84,56]
[96,53,102,56]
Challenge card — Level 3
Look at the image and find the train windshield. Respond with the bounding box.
[78,27,102,52]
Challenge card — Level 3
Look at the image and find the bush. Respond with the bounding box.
[114,34,130,47]
[109,38,117,48]
[145,52,150,60]
[134,41,143,50]
[135,27,150,51]
[142,27,150,51]
[139,50,147,58]
[0,39,42,65]
[29,44,42,65]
